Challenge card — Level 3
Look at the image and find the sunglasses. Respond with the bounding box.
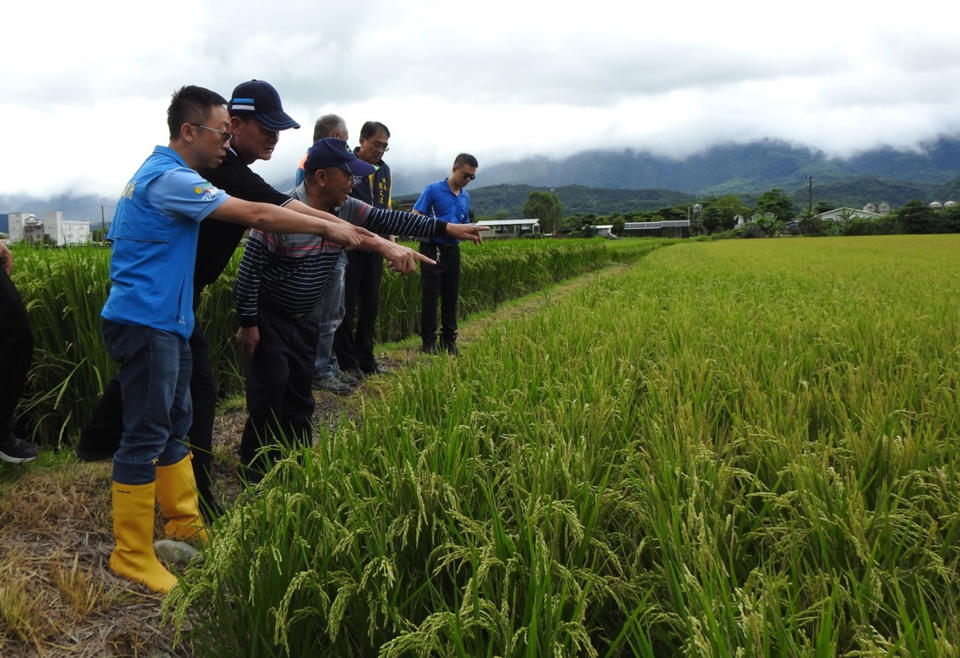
[190,123,232,144]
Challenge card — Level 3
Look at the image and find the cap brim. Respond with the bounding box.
[255,111,300,131]
[346,159,377,176]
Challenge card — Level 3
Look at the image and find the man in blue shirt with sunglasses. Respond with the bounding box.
[413,153,479,355]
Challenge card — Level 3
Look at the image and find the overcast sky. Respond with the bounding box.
[3,0,960,198]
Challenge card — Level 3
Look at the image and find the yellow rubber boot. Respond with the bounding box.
[109,481,178,594]
[155,454,209,545]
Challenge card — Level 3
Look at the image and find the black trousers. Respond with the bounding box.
[418,242,461,348]
[77,320,218,501]
[334,250,384,373]
[0,270,33,441]
[239,305,318,478]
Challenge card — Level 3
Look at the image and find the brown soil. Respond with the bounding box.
[0,266,616,657]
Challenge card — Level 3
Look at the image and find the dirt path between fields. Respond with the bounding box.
[0,262,631,657]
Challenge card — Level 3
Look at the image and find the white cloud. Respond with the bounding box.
[2,0,959,196]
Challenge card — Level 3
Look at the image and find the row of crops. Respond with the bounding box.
[8,238,667,446]
[168,235,960,655]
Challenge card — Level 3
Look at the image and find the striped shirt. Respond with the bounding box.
[234,185,447,326]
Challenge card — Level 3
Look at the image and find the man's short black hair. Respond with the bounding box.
[167,86,227,141]
[313,114,346,142]
[359,121,390,140]
[454,153,478,169]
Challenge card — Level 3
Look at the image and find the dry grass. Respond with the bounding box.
[0,460,179,657]
[51,553,119,619]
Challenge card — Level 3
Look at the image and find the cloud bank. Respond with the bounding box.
[3,0,959,197]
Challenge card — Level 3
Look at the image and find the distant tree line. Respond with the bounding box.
[488,189,960,239]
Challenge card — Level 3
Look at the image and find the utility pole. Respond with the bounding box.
[807,176,813,214]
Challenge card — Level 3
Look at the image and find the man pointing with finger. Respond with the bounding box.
[100,86,370,593]
[234,138,486,481]
[76,80,373,516]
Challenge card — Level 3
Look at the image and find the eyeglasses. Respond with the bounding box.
[190,123,232,143]
[370,140,389,152]
[463,172,476,181]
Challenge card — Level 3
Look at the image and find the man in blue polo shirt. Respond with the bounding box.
[101,85,378,594]
[413,153,479,354]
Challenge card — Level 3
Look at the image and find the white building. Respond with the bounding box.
[474,218,541,239]
[7,213,45,244]
[623,219,691,238]
[6,211,90,246]
[815,207,884,222]
[594,224,617,239]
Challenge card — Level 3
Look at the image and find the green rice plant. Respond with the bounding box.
[168,234,960,656]
[376,238,669,342]
[8,244,113,447]
[9,238,666,447]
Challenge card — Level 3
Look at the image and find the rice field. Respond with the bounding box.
[167,234,960,656]
[7,238,666,447]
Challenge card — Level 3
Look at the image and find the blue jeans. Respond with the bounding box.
[312,250,347,379]
[102,320,191,485]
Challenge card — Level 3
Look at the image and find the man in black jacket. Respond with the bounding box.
[0,241,40,465]
[335,121,393,376]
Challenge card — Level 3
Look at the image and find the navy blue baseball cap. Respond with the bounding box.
[228,80,300,130]
[304,138,376,176]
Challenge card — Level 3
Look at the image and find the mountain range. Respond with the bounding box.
[3,137,960,230]
[392,136,960,216]
[450,137,960,195]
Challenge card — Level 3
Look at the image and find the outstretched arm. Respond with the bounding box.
[211,197,369,249]
[444,222,488,244]
[284,198,378,250]
[374,238,435,274]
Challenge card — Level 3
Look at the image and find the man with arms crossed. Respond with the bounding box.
[335,121,393,377]
[414,153,478,355]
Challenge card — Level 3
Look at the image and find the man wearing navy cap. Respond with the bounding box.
[75,81,376,519]
[234,138,487,481]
